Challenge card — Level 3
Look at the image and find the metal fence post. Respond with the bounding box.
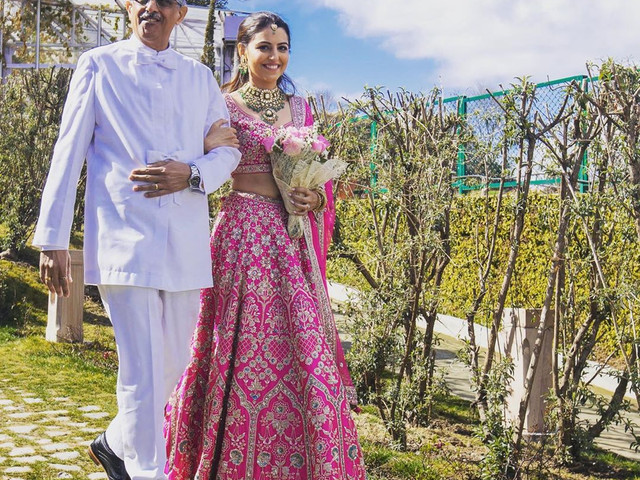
[369,120,378,189]
[456,96,467,194]
[97,8,103,47]
[35,0,41,70]
[578,77,589,193]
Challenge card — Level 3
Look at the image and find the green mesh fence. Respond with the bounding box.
[363,74,595,193]
[447,75,592,193]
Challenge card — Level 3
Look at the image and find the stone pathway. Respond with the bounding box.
[0,379,108,480]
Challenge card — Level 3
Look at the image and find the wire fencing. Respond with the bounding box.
[361,74,595,194]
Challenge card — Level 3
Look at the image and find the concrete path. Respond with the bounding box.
[432,339,640,462]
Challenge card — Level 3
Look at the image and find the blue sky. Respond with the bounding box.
[225,0,640,103]
[226,0,439,99]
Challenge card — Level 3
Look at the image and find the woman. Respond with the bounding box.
[165,11,366,480]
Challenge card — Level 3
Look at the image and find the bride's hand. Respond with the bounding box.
[204,119,239,153]
[289,187,321,216]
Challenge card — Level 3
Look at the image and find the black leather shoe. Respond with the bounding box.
[88,432,131,480]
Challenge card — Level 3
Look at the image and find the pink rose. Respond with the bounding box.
[311,134,330,153]
[289,128,306,139]
[261,136,276,153]
[282,136,305,156]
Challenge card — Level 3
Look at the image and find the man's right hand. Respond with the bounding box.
[204,119,239,153]
[40,250,72,297]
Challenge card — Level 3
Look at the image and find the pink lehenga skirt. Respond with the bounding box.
[165,191,366,480]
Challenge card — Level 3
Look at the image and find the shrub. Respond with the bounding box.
[0,67,75,254]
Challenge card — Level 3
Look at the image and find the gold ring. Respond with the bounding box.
[60,276,67,280]
[155,183,159,191]
[46,276,52,281]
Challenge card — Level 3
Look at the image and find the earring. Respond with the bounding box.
[238,57,248,76]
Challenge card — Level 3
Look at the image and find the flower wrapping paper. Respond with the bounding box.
[263,126,347,238]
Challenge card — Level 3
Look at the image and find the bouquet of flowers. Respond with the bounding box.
[262,125,347,238]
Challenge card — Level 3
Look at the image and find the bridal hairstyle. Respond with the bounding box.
[222,11,296,95]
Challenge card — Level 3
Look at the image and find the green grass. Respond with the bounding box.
[1,247,640,479]
[0,250,118,479]
[0,334,118,479]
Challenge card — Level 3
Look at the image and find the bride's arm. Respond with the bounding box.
[204,119,239,153]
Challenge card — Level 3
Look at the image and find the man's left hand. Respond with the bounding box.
[129,160,191,198]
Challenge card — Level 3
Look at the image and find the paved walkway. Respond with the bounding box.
[0,379,108,479]
[329,282,640,463]
[432,340,640,462]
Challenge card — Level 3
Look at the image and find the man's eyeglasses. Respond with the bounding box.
[133,0,183,8]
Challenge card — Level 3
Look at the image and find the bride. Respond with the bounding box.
[164,11,366,480]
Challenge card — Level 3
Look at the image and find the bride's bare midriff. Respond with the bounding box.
[232,172,281,199]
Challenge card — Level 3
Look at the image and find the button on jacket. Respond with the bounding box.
[33,37,241,291]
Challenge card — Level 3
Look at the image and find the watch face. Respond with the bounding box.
[189,164,201,189]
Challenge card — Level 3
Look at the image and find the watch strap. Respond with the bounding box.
[188,163,204,193]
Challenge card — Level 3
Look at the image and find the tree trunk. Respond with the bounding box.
[514,136,586,452]
[477,133,535,422]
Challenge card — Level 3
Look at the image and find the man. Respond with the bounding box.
[33,0,240,478]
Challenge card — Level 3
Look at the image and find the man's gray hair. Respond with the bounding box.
[175,0,187,5]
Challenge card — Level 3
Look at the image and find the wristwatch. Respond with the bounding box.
[188,163,204,193]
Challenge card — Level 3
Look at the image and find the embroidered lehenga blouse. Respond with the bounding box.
[164,94,366,480]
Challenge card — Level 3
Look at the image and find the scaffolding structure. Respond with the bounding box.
[0,0,246,81]
[1,0,128,76]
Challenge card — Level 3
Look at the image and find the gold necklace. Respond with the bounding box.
[239,84,285,125]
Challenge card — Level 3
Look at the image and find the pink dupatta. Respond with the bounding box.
[301,100,359,406]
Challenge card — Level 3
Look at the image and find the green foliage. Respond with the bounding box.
[475,358,516,480]
[0,67,74,253]
[2,0,78,64]
[1,1,126,67]
[439,192,558,321]
[0,259,47,330]
[200,0,229,74]
[323,62,640,467]
[321,86,463,448]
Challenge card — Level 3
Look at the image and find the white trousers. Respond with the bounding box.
[98,285,200,480]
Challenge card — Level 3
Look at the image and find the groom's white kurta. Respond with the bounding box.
[33,36,240,480]
[33,36,240,291]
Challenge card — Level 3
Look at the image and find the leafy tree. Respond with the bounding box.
[2,0,84,66]
[1,0,126,72]
[0,67,73,256]
[323,63,640,472]
[321,87,463,448]
[199,0,228,74]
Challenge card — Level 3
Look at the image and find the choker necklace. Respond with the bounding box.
[239,84,285,125]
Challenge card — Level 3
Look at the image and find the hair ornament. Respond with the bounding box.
[270,23,278,33]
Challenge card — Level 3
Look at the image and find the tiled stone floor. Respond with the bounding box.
[0,379,108,480]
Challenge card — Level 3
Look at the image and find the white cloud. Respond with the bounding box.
[293,76,363,102]
[308,0,640,88]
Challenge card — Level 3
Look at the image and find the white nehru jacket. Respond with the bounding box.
[33,37,241,291]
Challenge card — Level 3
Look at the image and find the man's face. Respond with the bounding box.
[125,0,187,52]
